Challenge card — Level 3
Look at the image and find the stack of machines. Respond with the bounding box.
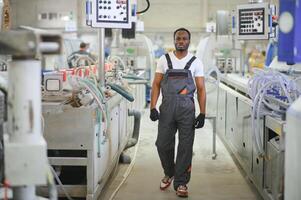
[39,31,154,200]
[0,0,154,199]
[199,1,301,200]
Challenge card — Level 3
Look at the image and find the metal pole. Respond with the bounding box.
[241,42,246,76]
[0,0,3,31]
[98,28,105,86]
[7,59,46,199]
[8,60,42,143]
[212,83,219,159]
[249,0,264,3]
[13,186,35,200]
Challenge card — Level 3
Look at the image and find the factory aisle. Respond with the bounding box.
[100,109,261,200]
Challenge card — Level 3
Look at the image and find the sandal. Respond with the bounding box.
[176,185,188,198]
[160,175,174,190]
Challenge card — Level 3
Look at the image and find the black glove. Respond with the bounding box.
[150,108,160,121]
[195,113,205,129]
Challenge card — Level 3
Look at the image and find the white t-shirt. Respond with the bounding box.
[156,52,204,77]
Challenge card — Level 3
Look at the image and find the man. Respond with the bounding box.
[67,42,97,68]
[150,28,206,198]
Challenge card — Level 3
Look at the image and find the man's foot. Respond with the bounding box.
[160,176,174,190]
[176,185,188,198]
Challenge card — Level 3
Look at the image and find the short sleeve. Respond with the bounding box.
[194,58,204,77]
[155,55,165,74]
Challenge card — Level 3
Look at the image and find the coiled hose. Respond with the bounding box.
[248,69,300,156]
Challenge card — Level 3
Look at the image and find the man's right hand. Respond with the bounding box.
[150,108,160,121]
[195,113,205,129]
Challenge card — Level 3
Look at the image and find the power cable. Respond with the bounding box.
[136,0,150,15]
[50,165,74,200]
[108,129,141,200]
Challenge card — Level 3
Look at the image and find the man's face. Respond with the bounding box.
[174,31,190,52]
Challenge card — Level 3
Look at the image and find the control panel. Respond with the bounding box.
[90,0,131,28]
[237,3,269,40]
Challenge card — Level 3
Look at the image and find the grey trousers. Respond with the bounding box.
[155,96,195,190]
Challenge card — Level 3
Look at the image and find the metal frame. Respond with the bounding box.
[215,76,286,200]
[40,94,130,199]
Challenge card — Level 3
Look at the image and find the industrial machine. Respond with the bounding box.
[0,29,63,200]
[33,38,144,200]
[201,1,301,200]
[38,53,145,200]
[196,35,239,75]
[285,97,301,200]
[35,1,152,198]
[0,0,151,199]
[41,89,137,199]
[279,1,301,200]
[278,0,301,64]
[108,30,155,107]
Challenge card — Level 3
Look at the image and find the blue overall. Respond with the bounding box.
[156,53,196,190]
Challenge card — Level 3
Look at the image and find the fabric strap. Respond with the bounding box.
[184,56,196,70]
[165,54,197,70]
[165,53,173,69]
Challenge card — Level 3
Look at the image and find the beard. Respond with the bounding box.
[175,44,189,52]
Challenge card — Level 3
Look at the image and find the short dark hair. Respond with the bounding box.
[174,28,191,40]
[80,42,87,49]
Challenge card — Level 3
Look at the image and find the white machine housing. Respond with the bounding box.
[285,97,301,200]
[4,60,48,186]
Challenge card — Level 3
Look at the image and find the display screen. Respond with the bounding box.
[238,8,265,35]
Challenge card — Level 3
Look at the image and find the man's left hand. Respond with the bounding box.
[150,108,160,121]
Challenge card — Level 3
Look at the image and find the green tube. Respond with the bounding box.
[123,74,145,80]
[96,110,102,157]
[107,82,134,102]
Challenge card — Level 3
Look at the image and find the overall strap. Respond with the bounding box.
[184,56,197,70]
[165,53,173,69]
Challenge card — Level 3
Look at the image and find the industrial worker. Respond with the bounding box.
[150,28,206,198]
[67,42,97,68]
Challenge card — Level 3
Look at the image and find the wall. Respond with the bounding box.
[9,0,279,31]
[137,0,206,32]
[10,0,78,29]
[136,0,246,49]
[8,0,279,52]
